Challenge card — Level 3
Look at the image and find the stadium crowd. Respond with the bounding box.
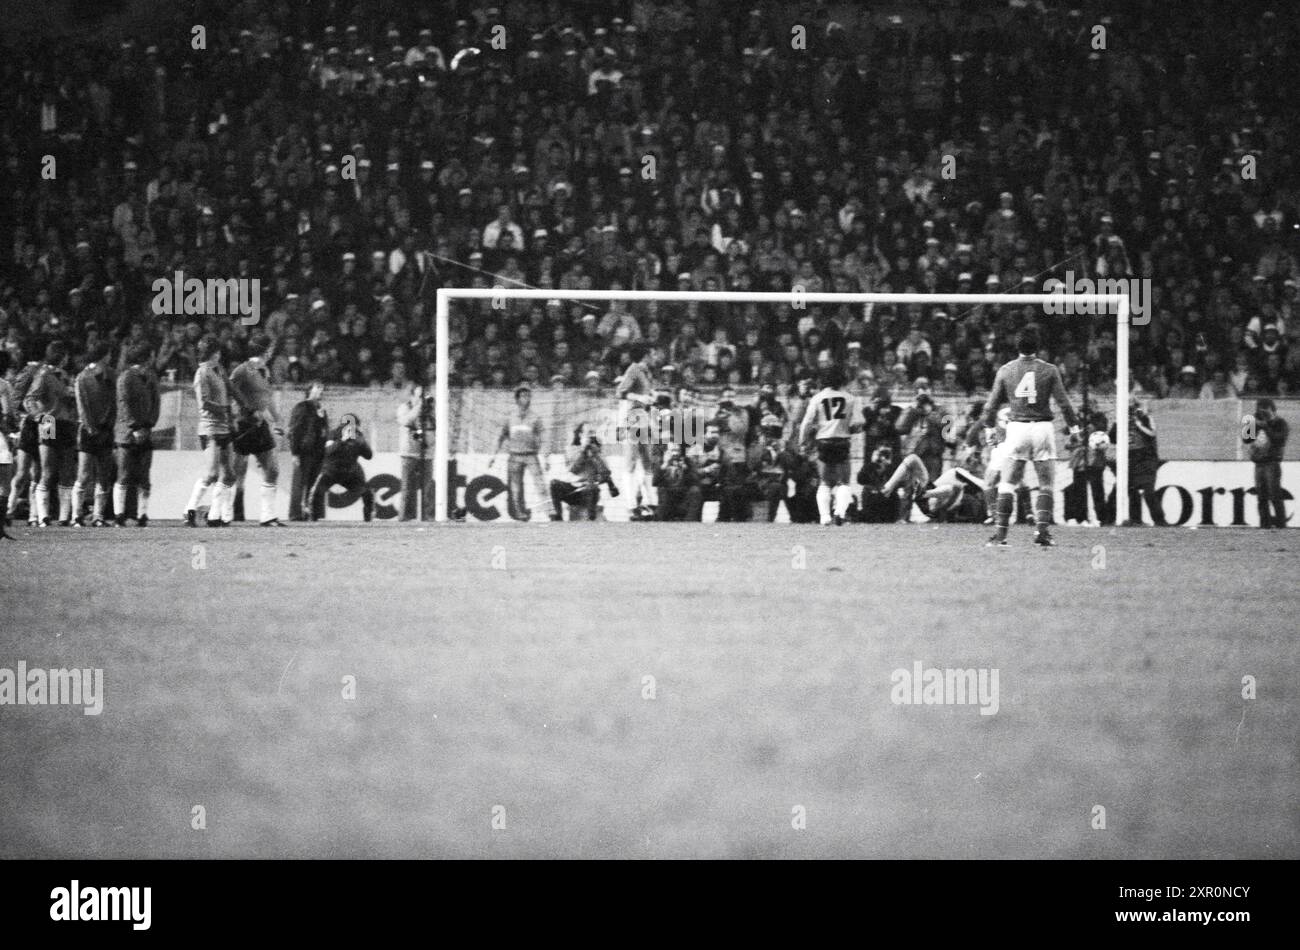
[2,0,1298,404]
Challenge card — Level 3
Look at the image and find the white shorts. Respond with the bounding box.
[986,440,1011,478]
[1004,420,1057,462]
[0,431,12,466]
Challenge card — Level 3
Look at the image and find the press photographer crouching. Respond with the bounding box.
[654,441,702,521]
[747,412,818,522]
[309,412,374,522]
[548,422,619,520]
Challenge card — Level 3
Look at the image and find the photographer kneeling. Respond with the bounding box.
[548,422,619,521]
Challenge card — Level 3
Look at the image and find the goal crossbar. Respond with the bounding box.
[434,289,1133,523]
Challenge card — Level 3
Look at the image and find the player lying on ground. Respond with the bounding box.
[981,325,1080,547]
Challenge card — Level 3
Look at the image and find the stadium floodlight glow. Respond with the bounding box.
[434,289,1134,524]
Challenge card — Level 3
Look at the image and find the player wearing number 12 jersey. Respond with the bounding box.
[981,325,1080,547]
[799,365,862,525]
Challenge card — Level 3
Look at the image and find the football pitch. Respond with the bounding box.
[1,522,1295,859]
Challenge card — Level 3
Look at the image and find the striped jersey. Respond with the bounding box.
[801,387,857,441]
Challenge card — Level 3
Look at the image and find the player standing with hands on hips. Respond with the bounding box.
[982,325,1080,547]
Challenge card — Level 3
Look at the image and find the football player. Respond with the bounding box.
[113,343,161,527]
[72,342,117,527]
[185,336,237,527]
[0,366,14,537]
[229,333,286,527]
[25,341,76,527]
[799,365,863,525]
[981,325,1080,547]
[616,342,658,515]
[6,356,43,527]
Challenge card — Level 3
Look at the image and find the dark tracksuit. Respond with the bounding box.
[1254,416,1289,528]
[288,399,329,520]
[115,364,160,517]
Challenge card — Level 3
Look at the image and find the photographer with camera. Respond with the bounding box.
[309,412,374,522]
[654,441,703,521]
[1249,398,1289,529]
[1110,400,1161,526]
[397,383,437,521]
[856,445,899,522]
[548,422,619,520]
[747,412,817,522]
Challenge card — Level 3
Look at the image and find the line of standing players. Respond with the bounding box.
[2,340,159,536]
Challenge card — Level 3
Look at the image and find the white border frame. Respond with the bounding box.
[434,289,1132,524]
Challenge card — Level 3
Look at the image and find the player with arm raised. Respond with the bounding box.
[799,365,863,526]
[982,325,1080,547]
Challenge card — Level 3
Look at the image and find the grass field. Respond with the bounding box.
[1,521,1296,859]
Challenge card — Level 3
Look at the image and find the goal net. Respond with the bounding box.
[434,290,1133,523]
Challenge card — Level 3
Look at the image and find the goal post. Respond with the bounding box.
[434,289,1132,523]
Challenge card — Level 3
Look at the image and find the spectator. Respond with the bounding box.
[1200,369,1237,400]
[1168,366,1200,399]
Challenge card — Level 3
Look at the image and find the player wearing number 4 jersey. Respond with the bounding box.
[799,365,863,525]
[981,326,1079,547]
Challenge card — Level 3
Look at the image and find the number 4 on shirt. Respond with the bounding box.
[1014,371,1036,404]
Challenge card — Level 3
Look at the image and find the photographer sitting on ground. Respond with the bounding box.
[549,422,619,521]
[856,445,899,522]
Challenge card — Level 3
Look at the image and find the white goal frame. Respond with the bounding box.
[434,290,1133,523]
